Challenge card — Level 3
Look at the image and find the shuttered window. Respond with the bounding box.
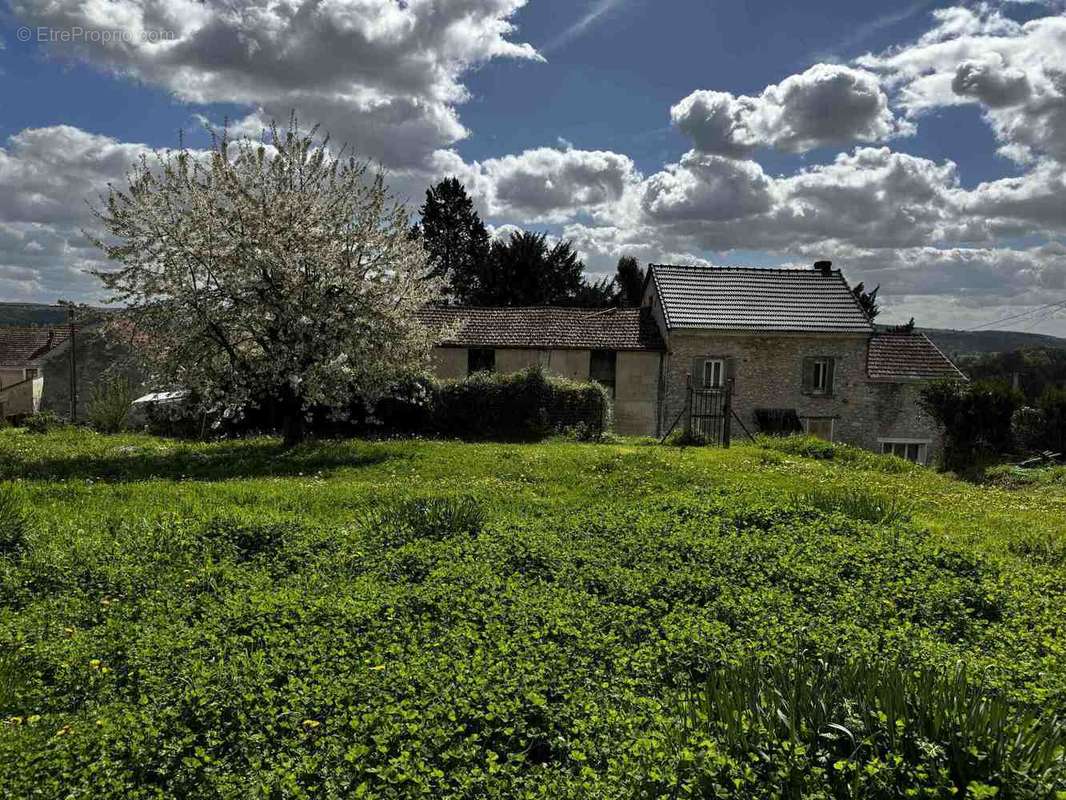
[802,356,836,396]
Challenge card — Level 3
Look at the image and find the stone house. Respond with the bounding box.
[421,262,964,463]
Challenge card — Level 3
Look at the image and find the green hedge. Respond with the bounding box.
[429,366,610,440]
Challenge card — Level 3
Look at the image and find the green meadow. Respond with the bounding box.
[1,429,1064,798]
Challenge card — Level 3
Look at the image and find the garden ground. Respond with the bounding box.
[1,429,1064,797]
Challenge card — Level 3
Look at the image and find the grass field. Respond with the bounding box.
[1,429,1065,798]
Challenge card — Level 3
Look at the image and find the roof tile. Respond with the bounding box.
[867,331,966,381]
[649,264,873,333]
[0,327,70,365]
[416,306,665,351]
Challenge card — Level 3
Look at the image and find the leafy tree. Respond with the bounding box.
[572,276,617,307]
[90,120,440,445]
[919,379,1022,470]
[469,230,589,306]
[852,281,881,320]
[614,255,646,307]
[417,177,490,303]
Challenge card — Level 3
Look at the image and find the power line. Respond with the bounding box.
[963,298,1066,331]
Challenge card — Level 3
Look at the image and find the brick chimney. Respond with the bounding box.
[813,260,832,276]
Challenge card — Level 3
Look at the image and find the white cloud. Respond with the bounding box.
[671,64,909,156]
[858,6,1066,163]
[9,0,541,169]
[434,145,639,222]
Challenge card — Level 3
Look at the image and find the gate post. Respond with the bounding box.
[722,378,733,448]
[683,374,693,436]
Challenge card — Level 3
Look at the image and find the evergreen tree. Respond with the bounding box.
[471,231,588,306]
[852,281,881,320]
[614,255,645,307]
[418,178,490,303]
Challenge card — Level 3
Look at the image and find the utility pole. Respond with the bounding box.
[60,301,78,423]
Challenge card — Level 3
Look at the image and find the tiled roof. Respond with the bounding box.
[867,331,966,381]
[0,326,70,365]
[416,306,665,351]
[648,264,873,333]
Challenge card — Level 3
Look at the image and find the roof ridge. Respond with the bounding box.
[651,263,839,275]
[424,304,636,314]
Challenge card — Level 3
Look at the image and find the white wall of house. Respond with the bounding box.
[426,345,661,436]
[0,376,43,419]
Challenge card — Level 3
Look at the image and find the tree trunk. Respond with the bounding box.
[282,411,305,447]
[279,387,306,447]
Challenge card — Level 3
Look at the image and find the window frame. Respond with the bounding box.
[702,358,725,389]
[810,357,830,395]
[589,350,617,397]
[802,416,835,442]
[878,438,930,465]
[467,347,496,375]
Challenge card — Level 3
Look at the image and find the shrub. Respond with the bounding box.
[87,375,135,433]
[23,410,65,434]
[919,379,1022,470]
[0,483,29,555]
[432,366,609,441]
[1012,405,1047,452]
[1037,386,1066,453]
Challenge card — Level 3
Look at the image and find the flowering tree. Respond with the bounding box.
[90,121,441,444]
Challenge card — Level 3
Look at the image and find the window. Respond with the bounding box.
[703,358,725,389]
[803,356,835,396]
[467,348,495,374]
[25,368,38,380]
[880,439,928,464]
[589,350,617,397]
[804,417,835,441]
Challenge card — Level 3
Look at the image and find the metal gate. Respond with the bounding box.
[686,382,733,446]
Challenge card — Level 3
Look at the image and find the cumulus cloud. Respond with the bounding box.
[0,126,157,301]
[434,145,639,222]
[639,152,773,222]
[858,6,1066,162]
[671,64,908,156]
[9,0,541,168]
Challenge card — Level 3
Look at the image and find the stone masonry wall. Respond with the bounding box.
[662,332,942,458]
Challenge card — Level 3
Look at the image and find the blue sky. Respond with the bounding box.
[2,0,1066,333]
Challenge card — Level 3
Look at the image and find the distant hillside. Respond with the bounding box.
[0,302,108,327]
[4,302,1065,357]
[0,302,70,327]
[918,328,1066,357]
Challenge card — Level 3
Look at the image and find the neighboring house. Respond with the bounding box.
[0,323,144,423]
[417,306,666,435]
[420,262,965,462]
[0,327,70,421]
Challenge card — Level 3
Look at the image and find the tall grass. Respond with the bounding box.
[794,486,910,525]
[671,655,1066,795]
[0,483,28,555]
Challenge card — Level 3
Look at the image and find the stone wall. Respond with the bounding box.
[661,331,942,459]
